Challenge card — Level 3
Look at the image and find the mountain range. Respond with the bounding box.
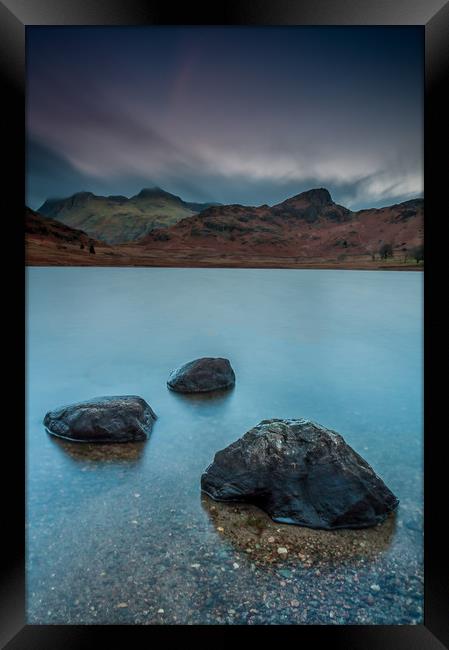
[27,187,423,268]
[138,187,423,259]
[38,187,220,244]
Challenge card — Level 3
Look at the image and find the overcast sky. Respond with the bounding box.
[26,26,423,211]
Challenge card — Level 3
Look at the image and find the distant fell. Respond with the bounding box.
[38,188,220,244]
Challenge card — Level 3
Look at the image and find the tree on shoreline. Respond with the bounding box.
[410,244,424,264]
[379,242,393,260]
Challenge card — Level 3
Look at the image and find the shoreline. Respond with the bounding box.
[25,242,424,271]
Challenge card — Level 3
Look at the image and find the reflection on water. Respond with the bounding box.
[49,436,146,464]
[26,268,423,625]
[201,495,397,565]
[168,384,236,407]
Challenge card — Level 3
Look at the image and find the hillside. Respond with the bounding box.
[25,207,111,264]
[139,188,423,261]
[37,188,219,244]
[26,206,102,246]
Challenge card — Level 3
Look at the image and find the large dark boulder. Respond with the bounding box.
[201,418,399,530]
[167,357,235,393]
[44,395,157,443]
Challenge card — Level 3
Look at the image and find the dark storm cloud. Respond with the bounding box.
[26,138,159,209]
[26,26,423,210]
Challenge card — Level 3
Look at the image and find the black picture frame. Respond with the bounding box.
[2,1,448,648]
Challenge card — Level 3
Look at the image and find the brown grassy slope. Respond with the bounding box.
[26,239,423,270]
[25,207,106,264]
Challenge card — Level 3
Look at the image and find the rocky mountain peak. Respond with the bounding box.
[290,188,333,205]
[135,187,176,200]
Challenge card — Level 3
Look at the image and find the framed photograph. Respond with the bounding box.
[2,1,448,648]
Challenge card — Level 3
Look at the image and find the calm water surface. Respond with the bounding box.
[26,268,423,624]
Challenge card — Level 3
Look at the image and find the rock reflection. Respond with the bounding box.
[201,494,397,565]
[49,435,146,465]
[168,384,235,409]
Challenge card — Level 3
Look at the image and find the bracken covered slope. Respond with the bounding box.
[139,188,423,261]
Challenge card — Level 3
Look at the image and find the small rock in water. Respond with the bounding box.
[167,357,235,393]
[44,395,157,443]
[116,603,128,608]
[370,584,381,592]
[277,547,288,555]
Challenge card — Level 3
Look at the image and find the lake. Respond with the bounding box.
[26,267,423,624]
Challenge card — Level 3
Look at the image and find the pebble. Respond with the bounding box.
[191,563,201,569]
[158,608,164,614]
[116,603,128,608]
[268,537,275,543]
[233,563,240,569]
[277,547,288,555]
[370,584,381,592]
[291,600,300,607]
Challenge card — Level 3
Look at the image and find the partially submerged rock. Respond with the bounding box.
[44,395,157,443]
[201,418,399,530]
[167,357,235,393]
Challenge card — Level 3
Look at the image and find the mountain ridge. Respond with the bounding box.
[28,186,423,267]
[137,187,423,260]
[38,187,221,244]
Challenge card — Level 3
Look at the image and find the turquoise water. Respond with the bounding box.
[26,268,423,624]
